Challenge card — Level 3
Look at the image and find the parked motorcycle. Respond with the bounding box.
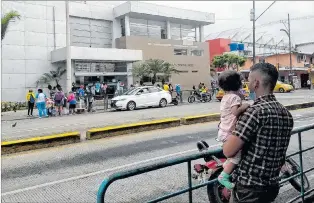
[188,90,211,103]
[192,140,310,203]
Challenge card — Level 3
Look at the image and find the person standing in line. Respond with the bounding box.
[67,91,77,115]
[54,88,65,116]
[36,89,48,118]
[26,89,36,116]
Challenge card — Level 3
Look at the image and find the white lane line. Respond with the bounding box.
[1,144,221,196]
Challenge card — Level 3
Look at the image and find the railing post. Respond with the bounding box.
[187,161,193,203]
[298,132,305,203]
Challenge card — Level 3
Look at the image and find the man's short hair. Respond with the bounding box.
[250,62,278,91]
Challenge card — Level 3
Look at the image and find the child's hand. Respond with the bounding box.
[241,103,250,110]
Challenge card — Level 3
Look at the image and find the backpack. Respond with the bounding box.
[30,94,35,103]
[55,92,64,101]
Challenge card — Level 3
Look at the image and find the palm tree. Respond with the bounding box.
[146,59,179,85]
[36,67,66,87]
[1,11,21,40]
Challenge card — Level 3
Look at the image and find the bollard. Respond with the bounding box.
[104,94,108,111]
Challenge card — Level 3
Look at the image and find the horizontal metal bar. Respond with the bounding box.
[287,188,314,203]
[287,146,314,158]
[148,179,218,203]
[291,123,314,135]
[97,148,222,203]
[279,167,314,185]
[98,124,314,203]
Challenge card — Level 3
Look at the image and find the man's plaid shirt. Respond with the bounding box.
[233,94,294,186]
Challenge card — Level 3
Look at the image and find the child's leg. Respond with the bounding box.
[218,160,236,189]
[218,151,241,189]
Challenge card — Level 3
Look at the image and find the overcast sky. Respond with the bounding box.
[147,1,314,46]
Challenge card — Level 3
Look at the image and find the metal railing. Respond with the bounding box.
[97,123,314,203]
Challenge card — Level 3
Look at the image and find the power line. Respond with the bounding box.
[255,1,276,21]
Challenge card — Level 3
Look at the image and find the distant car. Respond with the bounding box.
[216,83,250,101]
[274,81,294,93]
[110,86,172,111]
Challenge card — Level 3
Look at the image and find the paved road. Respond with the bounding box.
[2,107,314,202]
[2,90,314,141]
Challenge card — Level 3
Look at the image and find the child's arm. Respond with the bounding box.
[231,103,250,118]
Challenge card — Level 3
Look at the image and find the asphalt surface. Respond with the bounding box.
[2,107,314,203]
[2,90,314,141]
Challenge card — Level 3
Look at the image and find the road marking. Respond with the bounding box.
[1,144,220,196]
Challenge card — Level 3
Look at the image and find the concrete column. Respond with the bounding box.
[166,20,171,39]
[199,25,204,42]
[65,0,72,92]
[195,27,197,42]
[125,15,130,36]
[127,63,133,87]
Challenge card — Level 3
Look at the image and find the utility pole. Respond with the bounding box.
[251,1,276,65]
[288,13,292,85]
[280,13,293,84]
[66,0,72,92]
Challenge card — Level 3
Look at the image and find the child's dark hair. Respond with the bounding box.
[38,89,43,93]
[218,70,242,91]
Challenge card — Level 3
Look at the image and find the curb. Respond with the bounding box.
[3,101,314,155]
[1,132,80,155]
[181,113,220,125]
[86,118,181,140]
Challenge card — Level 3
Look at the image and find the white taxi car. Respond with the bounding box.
[111,86,172,111]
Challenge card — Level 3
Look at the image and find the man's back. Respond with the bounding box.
[233,94,294,186]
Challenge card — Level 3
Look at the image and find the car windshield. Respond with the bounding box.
[277,81,284,84]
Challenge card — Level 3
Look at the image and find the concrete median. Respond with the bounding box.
[1,132,81,155]
[86,118,181,140]
[285,101,314,111]
[181,113,220,125]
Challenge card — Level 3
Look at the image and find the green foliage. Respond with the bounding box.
[36,67,66,87]
[132,59,179,84]
[212,53,246,71]
[1,11,21,40]
[1,101,28,112]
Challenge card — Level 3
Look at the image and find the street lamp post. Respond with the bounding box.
[280,13,293,84]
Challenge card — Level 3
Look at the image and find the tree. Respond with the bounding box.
[132,59,179,85]
[132,61,150,83]
[145,59,179,85]
[1,11,20,40]
[212,53,246,71]
[36,67,66,87]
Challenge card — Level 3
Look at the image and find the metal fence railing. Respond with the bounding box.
[97,123,314,203]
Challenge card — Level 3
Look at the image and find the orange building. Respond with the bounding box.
[240,53,314,88]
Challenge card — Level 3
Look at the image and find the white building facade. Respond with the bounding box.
[1,1,215,101]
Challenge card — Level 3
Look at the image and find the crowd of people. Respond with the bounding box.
[26,86,77,118]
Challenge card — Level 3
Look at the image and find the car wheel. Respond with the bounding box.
[159,98,167,108]
[127,101,136,111]
[279,88,285,93]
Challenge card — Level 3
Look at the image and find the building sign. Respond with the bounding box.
[75,61,115,73]
[174,63,194,67]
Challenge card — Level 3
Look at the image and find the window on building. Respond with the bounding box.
[70,16,112,48]
[129,18,166,39]
[174,49,187,55]
[192,70,198,73]
[191,50,204,56]
[170,23,196,41]
[121,18,125,37]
